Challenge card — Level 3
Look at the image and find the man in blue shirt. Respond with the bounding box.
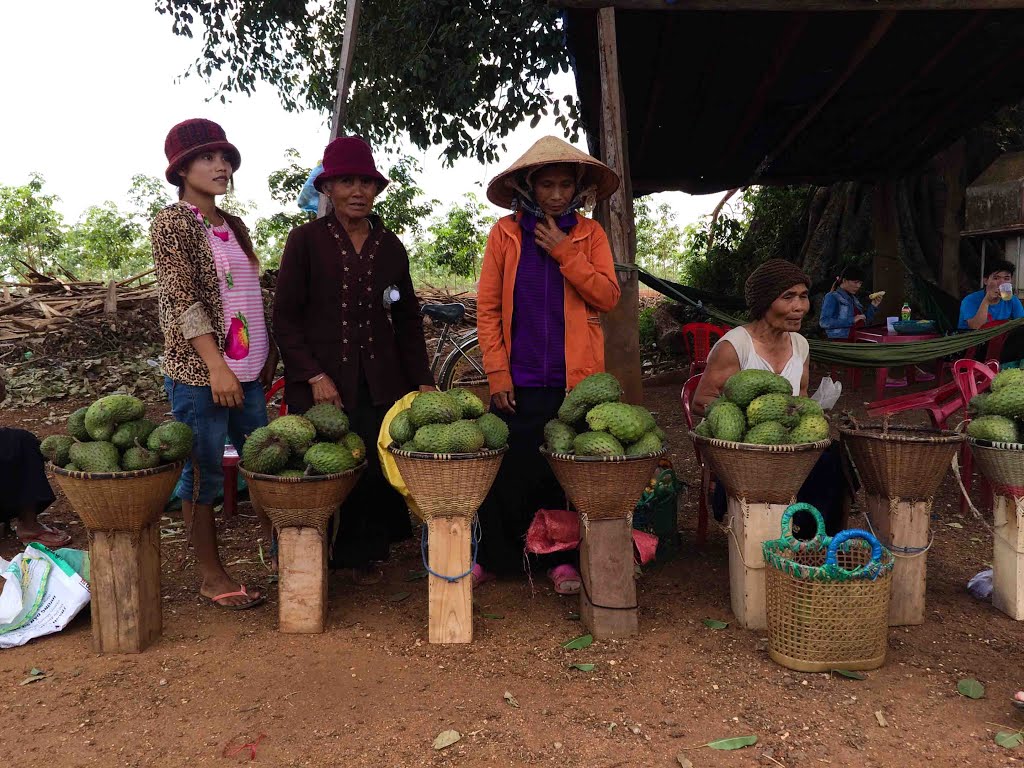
[959,259,1024,329]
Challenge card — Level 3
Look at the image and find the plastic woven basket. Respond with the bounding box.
[763,503,893,672]
[967,438,1024,498]
[388,445,507,521]
[50,461,184,532]
[689,433,831,504]
[839,425,962,499]
[240,463,366,532]
[541,449,666,520]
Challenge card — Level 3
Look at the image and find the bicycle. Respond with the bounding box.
[422,302,486,394]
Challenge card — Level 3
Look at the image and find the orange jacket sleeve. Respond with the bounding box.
[549,222,620,312]
[477,224,513,395]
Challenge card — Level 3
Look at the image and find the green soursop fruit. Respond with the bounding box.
[968,393,991,416]
[146,421,194,462]
[339,432,366,462]
[557,392,589,425]
[723,370,792,408]
[476,413,510,449]
[626,431,664,456]
[40,434,75,466]
[789,414,830,444]
[276,469,307,478]
[694,419,713,438]
[448,420,486,453]
[121,445,162,471]
[573,431,625,457]
[967,414,1020,443]
[84,394,146,440]
[653,425,667,441]
[241,426,291,474]
[983,386,1024,420]
[631,405,657,434]
[743,421,789,445]
[571,372,623,407]
[304,403,349,440]
[400,440,418,451]
[304,442,358,474]
[746,393,792,427]
[67,408,90,441]
[448,388,485,419]
[69,441,120,473]
[708,401,746,442]
[410,391,460,427]
[544,419,576,453]
[111,418,157,451]
[268,415,317,453]
[389,409,415,444]
[991,368,1024,391]
[64,463,80,472]
[585,401,646,443]
[414,423,453,453]
[790,396,823,419]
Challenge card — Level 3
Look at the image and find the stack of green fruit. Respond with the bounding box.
[966,369,1024,444]
[241,403,366,477]
[388,388,510,454]
[39,394,193,473]
[693,370,830,445]
[542,372,666,457]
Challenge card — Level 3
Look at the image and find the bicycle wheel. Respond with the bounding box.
[438,334,488,400]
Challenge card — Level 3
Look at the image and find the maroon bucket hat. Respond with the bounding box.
[313,136,389,193]
[164,119,241,186]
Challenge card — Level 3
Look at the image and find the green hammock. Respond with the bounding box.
[638,268,1024,368]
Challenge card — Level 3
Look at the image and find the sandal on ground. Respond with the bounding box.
[913,367,936,382]
[208,585,266,611]
[351,564,384,586]
[471,564,496,588]
[1013,692,1024,710]
[548,564,582,596]
[16,524,72,550]
[885,377,908,388]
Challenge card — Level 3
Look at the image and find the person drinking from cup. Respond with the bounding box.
[959,259,1024,330]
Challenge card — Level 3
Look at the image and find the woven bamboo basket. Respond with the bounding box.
[50,461,184,532]
[967,438,1024,499]
[541,448,666,520]
[239,463,365,532]
[388,445,507,521]
[839,426,963,500]
[764,503,893,672]
[689,433,831,504]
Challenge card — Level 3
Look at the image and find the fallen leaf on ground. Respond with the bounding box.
[706,735,757,750]
[388,592,410,602]
[19,668,46,686]
[995,731,1024,749]
[481,612,504,620]
[832,669,867,680]
[433,730,462,750]
[675,754,694,768]
[702,619,729,630]
[874,710,888,728]
[404,570,428,581]
[562,634,594,650]
[503,691,519,708]
[957,678,985,699]
[569,663,595,672]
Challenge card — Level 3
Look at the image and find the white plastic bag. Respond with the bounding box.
[810,376,842,411]
[0,544,90,649]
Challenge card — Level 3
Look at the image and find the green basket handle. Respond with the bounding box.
[779,502,827,548]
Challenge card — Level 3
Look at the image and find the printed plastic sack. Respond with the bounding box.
[810,376,842,411]
[0,544,90,649]
[377,391,424,520]
[632,458,684,562]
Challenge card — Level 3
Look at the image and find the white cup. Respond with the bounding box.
[999,282,1014,301]
[886,316,898,332]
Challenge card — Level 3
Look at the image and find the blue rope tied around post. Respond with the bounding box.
[420,516,481,583]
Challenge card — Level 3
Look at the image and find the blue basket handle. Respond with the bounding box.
[779,502,827,548]
[825,529,883,567]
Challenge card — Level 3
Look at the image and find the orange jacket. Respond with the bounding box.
[477,214,621,395]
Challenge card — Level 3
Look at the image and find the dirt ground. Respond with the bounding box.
[2,371,1023,767]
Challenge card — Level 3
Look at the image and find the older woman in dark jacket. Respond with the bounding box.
[273,137,434,582]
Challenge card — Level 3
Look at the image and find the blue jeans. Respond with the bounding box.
[163,377,268,504]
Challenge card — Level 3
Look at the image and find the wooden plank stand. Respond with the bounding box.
[428,516,473,644]
[993,495,1024,621]
[89,521,162,653]
[278,527,329,634]
[580,516,638,639]
[727,497,788,630]
[864,494,930,626]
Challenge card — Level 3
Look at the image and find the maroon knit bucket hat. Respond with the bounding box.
[313,136,389,193]
[164,119,241,186]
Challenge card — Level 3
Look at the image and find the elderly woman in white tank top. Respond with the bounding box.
[693,259,811,414]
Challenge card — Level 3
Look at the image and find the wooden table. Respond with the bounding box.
[852,327,940,402]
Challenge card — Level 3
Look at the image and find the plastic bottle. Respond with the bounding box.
[900,302,911,322]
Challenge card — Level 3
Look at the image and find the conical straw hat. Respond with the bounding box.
[486,136,620,210]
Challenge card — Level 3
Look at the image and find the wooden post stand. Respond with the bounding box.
[727,497,787,631]
[278,527,328,634]
[89,521,161,654]
[993,495,1024,621]
[579,516,638,639]
[427,517,473,644]
[865,494,930,626]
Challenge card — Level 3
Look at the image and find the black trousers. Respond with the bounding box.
[0,428,55,524]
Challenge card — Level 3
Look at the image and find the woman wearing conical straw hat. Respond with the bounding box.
[474,136,621,593]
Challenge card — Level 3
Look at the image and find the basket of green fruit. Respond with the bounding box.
[387,388,509,521]
[689,371,832,504]
[539,373,667,521]
[43,394,192,532]
[238,404,366,532]
[965,369,1024,498]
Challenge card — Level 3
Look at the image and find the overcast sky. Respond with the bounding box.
[0,0,725,230]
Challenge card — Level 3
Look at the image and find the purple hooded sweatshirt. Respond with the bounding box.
[509,212,576,388]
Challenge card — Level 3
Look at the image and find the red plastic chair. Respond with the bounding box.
[951,358,1000,515]
[681,323,727,377]
[681,373,710,545]
[222,377,287,517]
[828,321,863,390]
[865,380,962,430]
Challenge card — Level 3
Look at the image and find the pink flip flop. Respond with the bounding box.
[548,564,581,595]
[16,524,71,550]
[209,584,266,611]
[471,564,496,587]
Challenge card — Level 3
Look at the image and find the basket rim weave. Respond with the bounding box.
[238,461,367,483]
[838,425,963,445]
[689,433,832,453]
[540,447,667,463]
[48,460,185,481]
[966,436,1024,451]
[387,443,509,461]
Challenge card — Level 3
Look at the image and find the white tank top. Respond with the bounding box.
[718,326,807,395]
